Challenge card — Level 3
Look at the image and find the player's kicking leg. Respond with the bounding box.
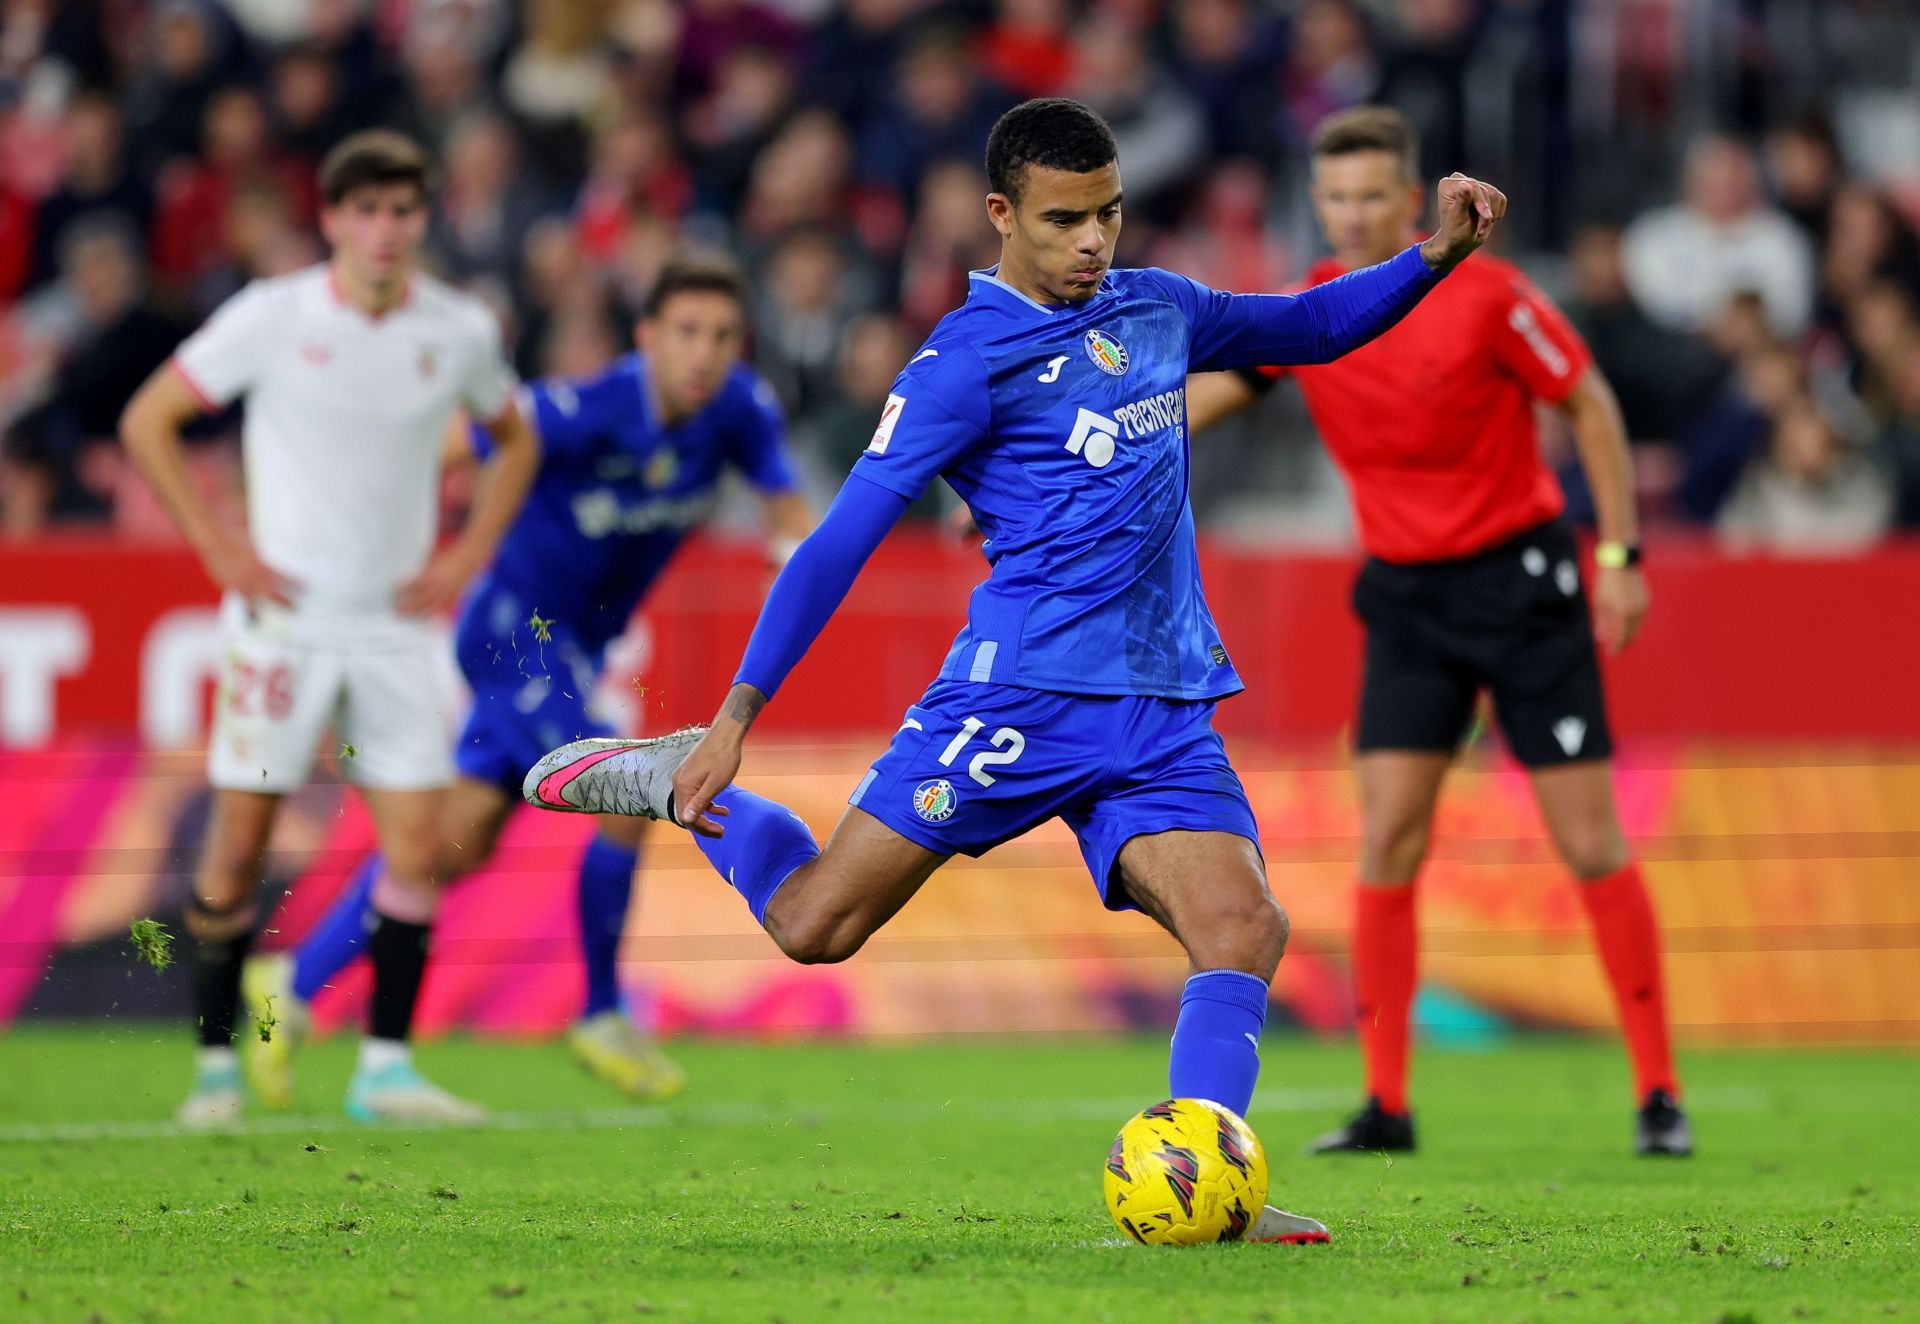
[1531,759,1691,1157]
[527,705,1330,1243]
[178,788,280,1127]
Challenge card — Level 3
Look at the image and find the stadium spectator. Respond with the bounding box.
[1621,134,1816,339]
[1167,0,1283,160]
[3,219,182,531]
[151,85,316,295]
[804,310,915,495]
[0,0,1913,553]
[797,0,914,130]
[27,91,152,291]
[1277,0,1379,149]
[269,44,364,165]
[1766,110,1846,250]
[856,26,1008,199]
[1562,222,1726,449]
[895,157,998,334]
[1719,395,1894,554]
[684,43,797,217]
[429,110,549,288]
[121,0,231,174]
[752,224,872,424]
[1820,185,1920,321]
[1066,18,1206,223]
[974,0,1074,101]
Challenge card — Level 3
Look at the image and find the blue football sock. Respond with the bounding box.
[292,853,379,1002]
[1167,969,1270,1119]
[577,835,639,1019]
[689,786,820,926]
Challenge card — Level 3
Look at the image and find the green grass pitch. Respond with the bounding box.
[1,1028,1914,1322]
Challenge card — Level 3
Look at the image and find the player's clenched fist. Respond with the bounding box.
[1419,173,1507,273]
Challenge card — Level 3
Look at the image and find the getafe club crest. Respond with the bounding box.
[913,778,957,822]
[643,447,679,489]
[1084,328,1129,376]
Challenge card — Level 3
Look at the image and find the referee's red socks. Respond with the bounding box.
[1352,882,1418,1115]
[1577,862,1680,1100]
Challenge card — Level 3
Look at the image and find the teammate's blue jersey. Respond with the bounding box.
[851,258,1436,700]
[473,351,798,656]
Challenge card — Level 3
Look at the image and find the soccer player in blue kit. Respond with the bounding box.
[246,255,812,1105]
[525,100,1504,1239]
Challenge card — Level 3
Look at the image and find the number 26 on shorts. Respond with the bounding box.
[936,717,1026,786]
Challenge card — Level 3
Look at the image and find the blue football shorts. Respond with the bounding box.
[453,587,611,794]
[848,678,1261,910]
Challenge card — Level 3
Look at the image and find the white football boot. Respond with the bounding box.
[522,728,707,819]
[345,1055,486,1125]
[1248,1205,1332,1244]
[177,1054,243,1128]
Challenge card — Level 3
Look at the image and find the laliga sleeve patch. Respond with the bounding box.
[867,393,906,455]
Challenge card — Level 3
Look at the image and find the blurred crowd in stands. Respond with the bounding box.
[1,0,1918,554]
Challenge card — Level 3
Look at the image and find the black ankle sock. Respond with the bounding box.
[368,913,432,1043]
[191,928,255,1048]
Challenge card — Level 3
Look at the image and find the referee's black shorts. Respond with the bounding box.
[1352,517,1613,768]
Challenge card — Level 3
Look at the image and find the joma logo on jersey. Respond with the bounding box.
[1062,388,1186,470]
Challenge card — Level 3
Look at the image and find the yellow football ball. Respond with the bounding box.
[1103,1098,1269,1246]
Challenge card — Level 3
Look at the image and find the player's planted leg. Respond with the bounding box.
[1115,829,1329,1245]
[1533,760,1690,1156]
[1310,750,1448,1154]
[345,788,483,1124]
[178,788,281,1126]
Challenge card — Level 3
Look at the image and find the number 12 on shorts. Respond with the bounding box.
[936,717,1026,786]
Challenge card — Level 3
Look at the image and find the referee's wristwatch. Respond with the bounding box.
[1594,541,1643,570]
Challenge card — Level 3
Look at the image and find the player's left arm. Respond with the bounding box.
[1557,367,1648,654]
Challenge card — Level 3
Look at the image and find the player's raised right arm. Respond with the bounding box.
[121,362,297,607]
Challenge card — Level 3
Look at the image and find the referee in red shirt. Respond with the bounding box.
[1189,107,1689,1157]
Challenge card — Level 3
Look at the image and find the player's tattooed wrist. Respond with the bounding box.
[722,684,766,730]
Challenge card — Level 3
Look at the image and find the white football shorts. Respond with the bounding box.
[206,598,456,793]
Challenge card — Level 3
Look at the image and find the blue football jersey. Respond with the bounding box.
[852,261,1432,700]
[474,352,798,655]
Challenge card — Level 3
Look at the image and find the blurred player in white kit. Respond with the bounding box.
[120,129,539,1125]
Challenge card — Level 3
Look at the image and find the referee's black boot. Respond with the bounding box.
[1635,1089,1693,1157]
[1305,1097,1416,1155]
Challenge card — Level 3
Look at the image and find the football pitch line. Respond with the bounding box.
[0,1084,1779,1145]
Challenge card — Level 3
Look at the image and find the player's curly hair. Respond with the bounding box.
[985,98,1119,203]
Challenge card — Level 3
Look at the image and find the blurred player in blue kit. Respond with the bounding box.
[247,255,812,1105]
[527,99,1505,1240]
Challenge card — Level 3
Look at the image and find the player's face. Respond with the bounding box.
[639,290,745,418]
[322,183,428,288]
[1311,151,1424,268]
[987,161,1123,305]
